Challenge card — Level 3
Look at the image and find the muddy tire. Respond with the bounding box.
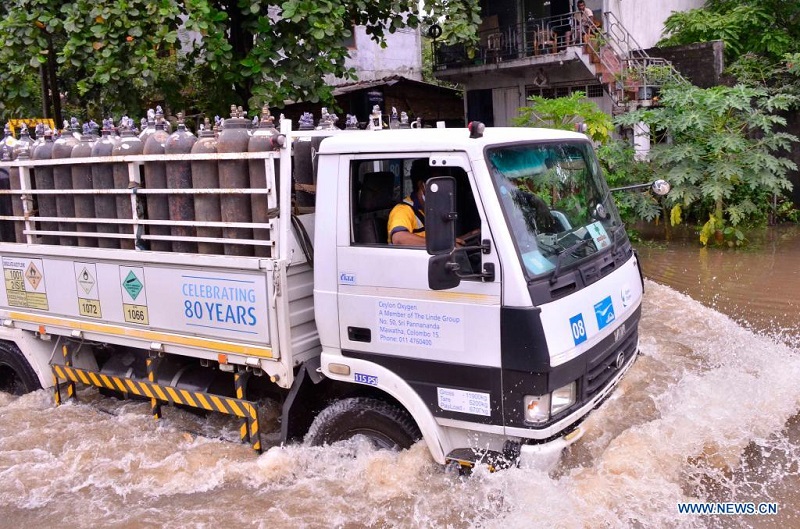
[305,397,421,450]
[0,342,42,395]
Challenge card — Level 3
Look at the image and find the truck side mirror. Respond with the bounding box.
[428,253,461,290]
[651,179,671,196]
[424,176,456,255]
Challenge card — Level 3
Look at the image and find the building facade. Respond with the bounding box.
[434,0,707,126]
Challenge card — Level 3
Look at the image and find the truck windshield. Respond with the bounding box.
[487,141,622,279]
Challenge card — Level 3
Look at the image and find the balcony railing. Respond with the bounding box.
[434,12,595,69]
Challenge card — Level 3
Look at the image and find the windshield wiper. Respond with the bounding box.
[549,237,594,284]
[610,222,626,241]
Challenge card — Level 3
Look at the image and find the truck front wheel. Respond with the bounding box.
[305,397,421,450]
[0,342,42,395]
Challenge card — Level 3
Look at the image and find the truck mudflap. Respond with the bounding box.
[51,342,263,452]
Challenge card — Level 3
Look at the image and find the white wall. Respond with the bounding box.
[492,86,525,126]
[604,0,706,49]
[326,26,423,86]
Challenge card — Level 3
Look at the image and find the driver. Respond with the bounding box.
[508,176,558,234]
[387,159,428,246]
[388,159,480,246]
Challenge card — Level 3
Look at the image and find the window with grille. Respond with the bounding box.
[587,84,604,98]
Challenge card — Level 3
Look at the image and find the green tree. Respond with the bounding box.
[616,82,797,245]
[514,92,665,228]
[595,139,663,226]
[658,0,800,102]
[513,91,612,143]
[658,1,800,65]
[0,0,481,122]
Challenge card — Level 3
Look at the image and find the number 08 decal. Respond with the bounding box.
[569,313,587,345]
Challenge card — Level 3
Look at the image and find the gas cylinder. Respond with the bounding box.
[297,112,315,131]
[4,126,22,244]
[139,109,156,144]
[2,122,15,144]
[71,123,98,247]
[31,123,45,152]
[217,105,253,256]
[10,125,36,243]
[91,118,119,249]
[164,112,197,253]
[112,117,143,250]
[52,118,80,246]
[0,131,14,243]
[345,114,359,130]
[248,106,280,257]
[142,108,171,252]
[8,147,28,244]
[191,118,223,255]
[32,127,58,245]
[293,110,322,211]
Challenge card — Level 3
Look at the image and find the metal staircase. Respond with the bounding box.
[580,12,686,112]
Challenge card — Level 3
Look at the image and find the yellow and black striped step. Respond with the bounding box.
[51,363,261,452]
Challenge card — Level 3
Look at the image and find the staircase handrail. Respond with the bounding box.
[587,11,687,104]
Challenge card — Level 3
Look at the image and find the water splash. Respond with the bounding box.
[0,281,797,528]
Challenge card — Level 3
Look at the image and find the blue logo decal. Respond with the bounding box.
[594,296,616,329]
[339,272,356,285]
[354,373,378,386]
[569,313,587,345]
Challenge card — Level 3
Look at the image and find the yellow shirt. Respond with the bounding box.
[387,196,425,243]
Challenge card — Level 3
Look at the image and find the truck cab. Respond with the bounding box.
[312,126,642,468]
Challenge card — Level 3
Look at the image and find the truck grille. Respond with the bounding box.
[584,328,638,399]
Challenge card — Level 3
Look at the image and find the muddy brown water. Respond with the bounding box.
[0,226,799,528]
[637,224,800,344]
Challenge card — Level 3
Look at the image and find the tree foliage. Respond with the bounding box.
[616,82,798,244]
[513,92,666,228]
[595,139,664,225]
[513,91,612,144]
[658,0,800,102]
[0,0,481,121]
[658,0,800,64]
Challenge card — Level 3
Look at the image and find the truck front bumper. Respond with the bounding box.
[517,426,584,471]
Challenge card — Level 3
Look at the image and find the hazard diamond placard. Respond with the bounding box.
[2,256,49,310]
[74,262,102,318]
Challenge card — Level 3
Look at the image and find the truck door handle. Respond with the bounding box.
[347,326,372,343]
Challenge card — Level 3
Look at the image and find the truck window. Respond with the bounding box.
[350,157,481,253]
[350,159,403,245]
[487,141,623,279]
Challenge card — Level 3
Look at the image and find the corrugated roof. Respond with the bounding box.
[330,75,460,96]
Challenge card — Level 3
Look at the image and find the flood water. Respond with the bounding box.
[1,226,799,528]
[637,224,800,344]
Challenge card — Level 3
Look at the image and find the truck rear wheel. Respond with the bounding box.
[0,342,42,395]
[305,397,421,450]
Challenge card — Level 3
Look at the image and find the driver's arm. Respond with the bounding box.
[391,230,426,246]
[456,228,481,247]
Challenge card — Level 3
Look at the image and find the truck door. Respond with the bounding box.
[335,153,506,431]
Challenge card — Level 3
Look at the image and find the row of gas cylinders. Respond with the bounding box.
[0,106,304,257]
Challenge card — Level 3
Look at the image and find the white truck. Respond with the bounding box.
[0,118,658,469]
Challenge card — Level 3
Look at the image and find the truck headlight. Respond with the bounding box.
[550,381,577,416]
[523,382,577,424]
